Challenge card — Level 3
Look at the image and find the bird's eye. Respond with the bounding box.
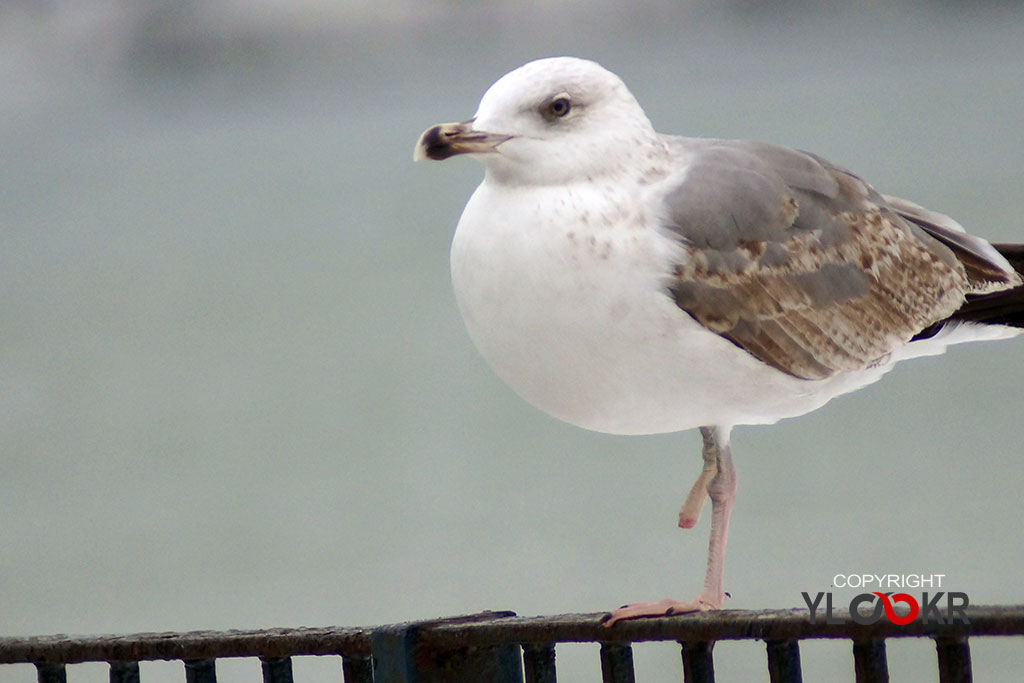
[542,93,572,120]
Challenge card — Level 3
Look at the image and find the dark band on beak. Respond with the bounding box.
[414,120,512,161]
[418,123,468,161]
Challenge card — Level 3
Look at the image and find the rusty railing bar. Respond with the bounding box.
[259,657,293,683]
[765,639,802,683]
[852,639,888,683]
[935,635,972,683]
[108,661,141,683]
[598,642,635,683]
[34,662,66,683]
[521,642,556,683]
[680,640,714,683]
[183,658,217,683]
[340,656,373,683]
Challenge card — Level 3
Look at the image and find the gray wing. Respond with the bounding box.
[662,139,1019,380]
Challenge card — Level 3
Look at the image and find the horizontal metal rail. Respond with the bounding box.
[2,606,1022,682]
[418,605,1024,647]
[0,626,371,664]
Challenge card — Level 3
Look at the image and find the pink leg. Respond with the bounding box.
[678,430,719,529]
[602,426,737,626]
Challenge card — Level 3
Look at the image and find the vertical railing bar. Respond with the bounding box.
[765,639,802,683]
[260,657,293,683]
[522,643,557,683]
[109,661,141,683]
[852,639,888,683]
[35,662,67,683]
[935,636,972,683]
[183,658,217,683]
[340,656,374,683]
[680,641,715,683]
[599,643,635,683]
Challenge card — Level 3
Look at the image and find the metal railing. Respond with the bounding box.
[2,605,1023,683]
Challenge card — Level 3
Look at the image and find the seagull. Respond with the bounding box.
[413,56,1024,625]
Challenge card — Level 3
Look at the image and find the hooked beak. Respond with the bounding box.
[413,119,512,161]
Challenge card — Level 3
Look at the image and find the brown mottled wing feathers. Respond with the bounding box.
[664,140,980,380]
[882,194,1021,291]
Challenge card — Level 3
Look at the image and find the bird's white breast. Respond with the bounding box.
[449,177,895,435]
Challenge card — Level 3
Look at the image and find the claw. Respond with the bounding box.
[602,597,714,626]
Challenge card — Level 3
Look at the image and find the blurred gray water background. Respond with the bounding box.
[3,1,1024,681]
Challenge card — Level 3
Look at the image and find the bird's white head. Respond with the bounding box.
[414,57,662,186]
